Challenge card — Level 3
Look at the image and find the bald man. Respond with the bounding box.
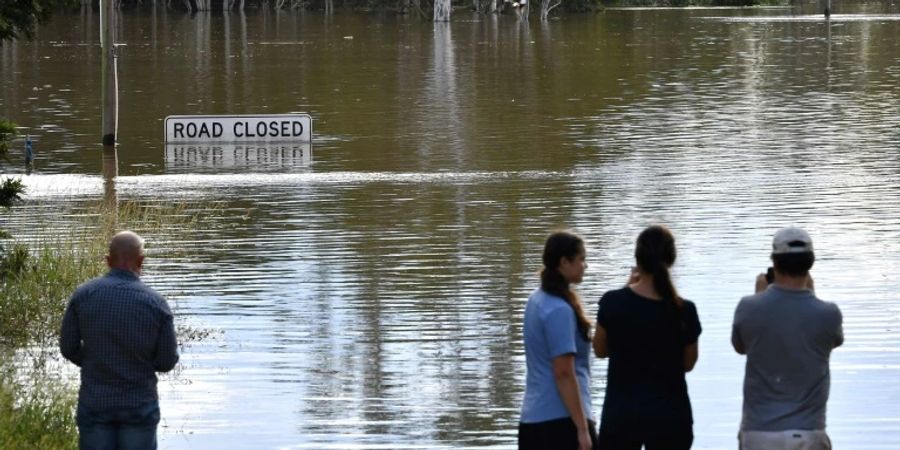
[61,231,179,450]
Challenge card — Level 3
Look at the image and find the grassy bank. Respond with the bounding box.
[0,200,207,449]
[0,230,106,449]
[0,369,78,450]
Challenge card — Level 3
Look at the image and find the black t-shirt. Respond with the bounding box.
[596,287,702,436]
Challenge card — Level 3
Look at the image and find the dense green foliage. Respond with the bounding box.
[0,119,17,154]
[0,370,79,450]
[0,178,24,209]
[0,235,107,350]
[0,0,78,41]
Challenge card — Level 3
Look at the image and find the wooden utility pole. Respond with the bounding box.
[101,0,118,146]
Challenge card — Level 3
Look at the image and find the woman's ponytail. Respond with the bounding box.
[636,225,683,312]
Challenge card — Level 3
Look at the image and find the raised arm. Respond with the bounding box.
[732,299,746,355]
[831,304,844,348]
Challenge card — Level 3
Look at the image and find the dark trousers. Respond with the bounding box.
[596,428,693,450]
[76,401,160,450]
[519,417,599,450]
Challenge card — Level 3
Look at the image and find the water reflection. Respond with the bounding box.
[164,143,311,172]
[102,145,118,212]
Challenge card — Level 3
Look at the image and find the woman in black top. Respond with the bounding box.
[592,225,701,450]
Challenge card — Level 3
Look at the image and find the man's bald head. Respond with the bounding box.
[107,231,145,274]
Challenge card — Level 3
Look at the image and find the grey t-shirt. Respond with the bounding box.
[732,284,843,431]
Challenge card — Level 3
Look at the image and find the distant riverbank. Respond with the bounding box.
[107,0,789,15]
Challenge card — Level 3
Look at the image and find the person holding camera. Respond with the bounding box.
[593,225,700,449]
[731,227,843,450]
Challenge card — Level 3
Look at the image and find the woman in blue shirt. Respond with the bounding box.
[593,225,701,449]
[519,231,596,450]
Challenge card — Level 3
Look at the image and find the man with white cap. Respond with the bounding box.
[731,227,843,450]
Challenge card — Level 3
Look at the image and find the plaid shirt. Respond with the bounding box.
[60,269,179,412]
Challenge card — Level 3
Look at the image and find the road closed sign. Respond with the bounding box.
[165,114,312,143]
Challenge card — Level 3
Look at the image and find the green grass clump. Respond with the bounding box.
[0,238,107,351]
[0,201,168,351]
[0,199,211,448]
[0,366,79,450]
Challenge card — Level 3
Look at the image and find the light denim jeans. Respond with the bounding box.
[739,429,831,450]
[76,401,160,450]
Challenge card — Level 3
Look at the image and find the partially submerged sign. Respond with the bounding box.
[165,114,312,143]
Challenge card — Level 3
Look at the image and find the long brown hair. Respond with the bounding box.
[541,231,591,341]
[635,225,683,312]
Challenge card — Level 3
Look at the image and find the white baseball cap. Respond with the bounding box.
[772,227,813,254]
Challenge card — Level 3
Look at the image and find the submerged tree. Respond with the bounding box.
[434,0,451,21]
[539,0,559,20]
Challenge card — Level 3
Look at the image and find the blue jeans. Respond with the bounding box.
[76,401,160,450]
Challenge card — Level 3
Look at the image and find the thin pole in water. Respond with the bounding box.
[24,134,34,174]
[101,0,118,146]
[24,135,33,166]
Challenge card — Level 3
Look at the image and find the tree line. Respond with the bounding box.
[132,0,772,19]
[0,0,782,37]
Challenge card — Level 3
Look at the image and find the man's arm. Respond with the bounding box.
[154,307,179,372]
[731,299,746,355]
[831,304,844,348]
[755,273,768,294]
[731,324,745,355]
[59,295,84,366]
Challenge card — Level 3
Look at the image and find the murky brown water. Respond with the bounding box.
[2,2,900,448]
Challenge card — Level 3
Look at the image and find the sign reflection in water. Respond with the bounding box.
[164,144,312,172]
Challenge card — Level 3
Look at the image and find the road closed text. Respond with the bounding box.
[235,120,304,138]
[165,115,312,143]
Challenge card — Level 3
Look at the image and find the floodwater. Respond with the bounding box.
[2,1,900,448]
